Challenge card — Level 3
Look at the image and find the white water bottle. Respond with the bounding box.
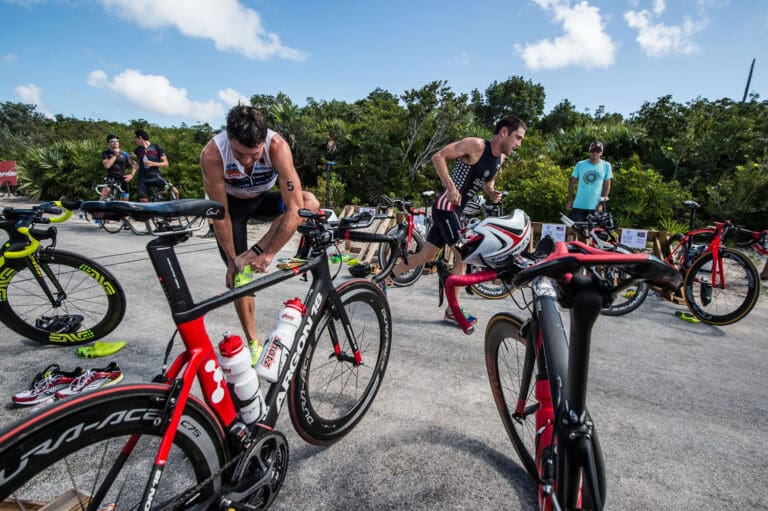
[218,333,265,424]
[257,298,306,383]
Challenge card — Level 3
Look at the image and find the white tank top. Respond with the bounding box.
[212,129,278,199]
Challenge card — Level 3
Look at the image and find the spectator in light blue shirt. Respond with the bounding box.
[566,141,612,222]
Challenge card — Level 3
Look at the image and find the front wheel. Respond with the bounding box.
[0,384,228,509]
[684,247,760,325]
[484,313,538,481]
[378,227,425,287]
[0,249,127,344]
[289,280,392,445]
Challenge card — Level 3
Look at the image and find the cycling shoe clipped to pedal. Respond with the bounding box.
[675,311,701,323]
[35,314,84,333]
[220,431,289,510]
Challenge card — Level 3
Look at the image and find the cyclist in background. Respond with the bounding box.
[99,133,136,200]
[134,129,178,202]
[201,105,320,363]
[388,114,526,326]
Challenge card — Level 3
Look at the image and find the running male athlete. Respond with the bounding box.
[200,105,320,362]
[389,114,526,326]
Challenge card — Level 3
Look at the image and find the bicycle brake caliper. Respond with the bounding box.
[153,378,184,431]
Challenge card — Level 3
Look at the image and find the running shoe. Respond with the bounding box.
[249,339,264,367]
[55,362,123,399]
[444,307,478,326]
[13,364,85,406]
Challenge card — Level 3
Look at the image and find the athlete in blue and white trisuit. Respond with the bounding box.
[389,115,527,326]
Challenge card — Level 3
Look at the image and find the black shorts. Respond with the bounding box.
[136,174,169,199]
[217,192,286,261]
[427,207,461,248]
[570,208,595,223]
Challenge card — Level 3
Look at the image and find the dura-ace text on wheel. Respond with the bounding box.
[289,280,391,445]
[0,385,227,509]
[683,248,760,325]
[0,249,126,344]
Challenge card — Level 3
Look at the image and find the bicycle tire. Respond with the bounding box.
[150,187,185,231]
[289,279,391,445]
[377,227,425,287]
[600,244,651,316]
[100,218,124,234]
[484,312,539,481]
[468,264,513,300]
[0,384,227,508]
[0,249,127,345]
[683,247,760,325]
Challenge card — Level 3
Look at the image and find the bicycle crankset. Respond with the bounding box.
[219,430,289,510]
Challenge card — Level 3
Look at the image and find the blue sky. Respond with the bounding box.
[1,0,766,128]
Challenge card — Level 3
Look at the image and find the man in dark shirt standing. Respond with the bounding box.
[99,134,136,200]
[133,129,178,202]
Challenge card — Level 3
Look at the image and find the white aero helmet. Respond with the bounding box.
[459,209,531,269]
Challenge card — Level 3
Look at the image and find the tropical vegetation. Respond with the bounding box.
[1,75,766,232]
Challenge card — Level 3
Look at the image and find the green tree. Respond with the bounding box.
[0,102,55,159]
[471,76,545,127]
[539,99,590,135]
[705,162,768,227]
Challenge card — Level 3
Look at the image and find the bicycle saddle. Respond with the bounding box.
[81,199,225,221]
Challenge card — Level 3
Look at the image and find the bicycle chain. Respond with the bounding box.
[165,449,245,510]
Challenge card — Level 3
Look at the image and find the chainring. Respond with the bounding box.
[220,430,290,510]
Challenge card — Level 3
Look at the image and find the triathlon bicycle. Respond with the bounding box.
[663,200,762,325]
[93,177,135,234]
[375,193,432,286]
[559,200,650,316]
[444,238,682,510]
[0,200,126,345]
[0,199,396,509]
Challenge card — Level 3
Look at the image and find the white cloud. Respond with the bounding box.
[14,83,53,118]
[218,88,250,107]
[454,51,470,66]
[652,0,666,15]
[98,0,308,61]
[87,69,226,123]
[2,53,18,63]
[516,0,616,70]
[624,6,705,57]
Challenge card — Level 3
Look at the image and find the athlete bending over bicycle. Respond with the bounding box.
[388,115,526,327]
[201,105,320,364]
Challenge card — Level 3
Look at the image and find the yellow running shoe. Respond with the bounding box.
[248,339,264,366]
